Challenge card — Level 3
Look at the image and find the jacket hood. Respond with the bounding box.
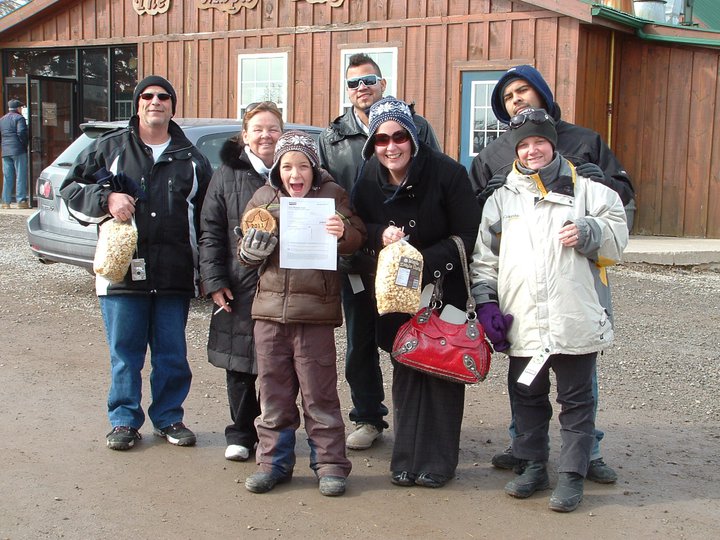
[219,134,246,169]
[491,65,558,124]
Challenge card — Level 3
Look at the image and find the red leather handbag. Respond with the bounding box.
[391,236,492,384]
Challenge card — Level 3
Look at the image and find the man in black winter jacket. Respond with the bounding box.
[469,64,630,485]
[318,53,441,451]
[469,64,634,210]
[60,76,212,452]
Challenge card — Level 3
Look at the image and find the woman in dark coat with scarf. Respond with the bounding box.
[352,97,481,487]
[199,102,284,461]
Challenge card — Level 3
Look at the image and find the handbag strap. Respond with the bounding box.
[427,236,476,317]
[449,235,477,319]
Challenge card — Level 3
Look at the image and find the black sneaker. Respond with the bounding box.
[586,458,618,484]
[106,426,141,451]
[153,422,196,446]
[491,445,522,470]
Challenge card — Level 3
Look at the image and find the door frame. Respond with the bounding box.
[26,75,78,207]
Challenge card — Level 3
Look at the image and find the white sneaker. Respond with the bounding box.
[346,423,381,450]
[225,444,250,461]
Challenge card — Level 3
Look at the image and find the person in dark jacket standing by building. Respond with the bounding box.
[318,53,441,451]
[199,101,284,462]
[1,99,29,209]
[353,97,480,487]
[469,64,632,484]
[60,76,213,451]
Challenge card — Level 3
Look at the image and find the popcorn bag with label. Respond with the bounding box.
[375,238,423,315]
[94,218,138,283]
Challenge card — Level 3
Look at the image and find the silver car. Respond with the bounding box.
[27,118,322,271]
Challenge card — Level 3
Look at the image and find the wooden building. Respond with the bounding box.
[1,0,719,237]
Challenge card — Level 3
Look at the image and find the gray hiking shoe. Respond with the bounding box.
[245,470,292,494]
[319,476,346,497]
[504,460,550,498]
[549,472,584,512]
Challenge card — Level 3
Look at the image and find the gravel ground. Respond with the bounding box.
[2,211,719,539]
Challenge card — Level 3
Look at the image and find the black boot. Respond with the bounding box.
[549,472,584,512]
[504,460,549,498]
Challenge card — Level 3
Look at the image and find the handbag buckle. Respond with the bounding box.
[466,320,480,340]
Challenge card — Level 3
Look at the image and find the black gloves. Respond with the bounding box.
[479,171,508,203]
[575,162,605,181]
[238,227,278,265]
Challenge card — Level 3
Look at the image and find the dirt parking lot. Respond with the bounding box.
[1,212,718,539]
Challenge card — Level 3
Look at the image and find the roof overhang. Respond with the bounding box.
[0,0,64,35]
[592,5,720,49]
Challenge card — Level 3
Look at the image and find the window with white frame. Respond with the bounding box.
[237,52,288,119]
[339,48,397,116]
[470,79,505,155]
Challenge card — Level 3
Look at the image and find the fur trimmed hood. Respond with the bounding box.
[219,135,246,170]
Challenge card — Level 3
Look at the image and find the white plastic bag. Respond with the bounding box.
[93,218,138,283]
[375,238,423,315]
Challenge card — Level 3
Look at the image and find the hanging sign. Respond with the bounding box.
[133,0,171,16]
[197,0,259,15]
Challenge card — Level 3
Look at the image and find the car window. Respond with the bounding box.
[52,134,95,167]
[195,132,236,170]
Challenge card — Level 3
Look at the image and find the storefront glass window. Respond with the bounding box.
[81,49,109,122]
[113,47,137,120]
[5,49,76,78]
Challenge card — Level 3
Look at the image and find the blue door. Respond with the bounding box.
[459,70,506,171]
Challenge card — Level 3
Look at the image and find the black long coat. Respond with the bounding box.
[352,142,481,351]
[199,137,264,373]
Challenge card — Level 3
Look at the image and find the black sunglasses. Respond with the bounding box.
[139,92,172,101]
[346,74,381,90]
[374,130,410,147]
[509,108,553,129]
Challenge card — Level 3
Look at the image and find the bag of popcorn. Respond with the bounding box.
[94,218,138,283]
[375,238,423,315]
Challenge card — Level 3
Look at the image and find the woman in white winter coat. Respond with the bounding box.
[469,108,628,513]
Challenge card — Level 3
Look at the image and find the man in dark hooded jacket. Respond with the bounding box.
[469,64,634,209]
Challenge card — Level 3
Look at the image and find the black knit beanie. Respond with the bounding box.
[133,75,177,114]
[508,108,557,153]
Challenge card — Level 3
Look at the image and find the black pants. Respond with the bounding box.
[225,370,260,448]
[390,361,465,477]
[509,353,596,476]
[341,275,389,430]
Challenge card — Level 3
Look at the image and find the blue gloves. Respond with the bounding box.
[575,162,604,181]
[477,302,513,352]
[238,227,278,265]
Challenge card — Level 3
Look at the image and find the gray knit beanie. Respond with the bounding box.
[269,130,321,189]
[361,96,419,160]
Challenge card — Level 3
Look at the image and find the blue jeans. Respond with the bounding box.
[341,275,389,430]
[2,153,28,204]
[99,294,192,430]
[507,363,604,460]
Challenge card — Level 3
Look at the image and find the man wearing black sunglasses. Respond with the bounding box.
[318,53,441,451]
[469,64,632,486]
[60,75,213,453]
